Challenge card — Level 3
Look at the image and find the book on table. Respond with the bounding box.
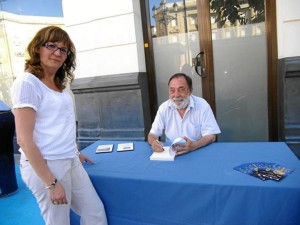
[117,142,134,151]
[149,137,186,161]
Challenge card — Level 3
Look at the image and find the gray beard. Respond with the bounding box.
[171,97,190,109]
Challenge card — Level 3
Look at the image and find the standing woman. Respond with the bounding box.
[0,100,18,198]
[10,26,107,225]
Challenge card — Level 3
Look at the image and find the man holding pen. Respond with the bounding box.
[148,73,221,156]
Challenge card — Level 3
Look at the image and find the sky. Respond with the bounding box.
[0,0,63,17]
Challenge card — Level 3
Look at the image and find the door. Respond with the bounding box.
[146,0,277,142]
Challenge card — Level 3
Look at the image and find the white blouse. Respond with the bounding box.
[10,72,77,160]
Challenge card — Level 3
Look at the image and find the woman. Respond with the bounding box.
[10,26,107,225]
[0,100,18,198]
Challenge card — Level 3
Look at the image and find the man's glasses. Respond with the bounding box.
[43,42,70,55]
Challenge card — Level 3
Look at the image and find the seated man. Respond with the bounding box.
[148,73,221,156]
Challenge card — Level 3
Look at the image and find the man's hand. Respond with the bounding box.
[174,134,216,156]
[173,137,194,156]
[152,139,165,152]
[148,133,164,152]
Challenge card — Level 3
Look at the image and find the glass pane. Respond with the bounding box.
[150,0,202,105]
[211,0,268,141]
[0,27,14,105]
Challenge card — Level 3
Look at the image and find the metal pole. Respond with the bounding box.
[183,0,188,33]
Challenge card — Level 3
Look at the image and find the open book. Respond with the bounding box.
[149,137,186,161]
[150,146,176,161]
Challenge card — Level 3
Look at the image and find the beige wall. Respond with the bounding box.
[277,0,300,59]
[62,0,146,79]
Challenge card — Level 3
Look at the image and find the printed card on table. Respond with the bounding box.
[117,143,134,152]
[96,144,114,153]
[233,162,294,181]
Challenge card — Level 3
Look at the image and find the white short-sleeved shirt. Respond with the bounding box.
[150,95,221,142]
[10,72,77,160]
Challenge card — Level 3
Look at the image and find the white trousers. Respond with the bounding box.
[20,155,107,225]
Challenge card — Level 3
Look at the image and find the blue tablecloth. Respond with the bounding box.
[71,141,300,225]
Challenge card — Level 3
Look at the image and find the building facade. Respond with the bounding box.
[0,0,299,154]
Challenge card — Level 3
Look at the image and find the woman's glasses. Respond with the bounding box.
[43,42,70,55]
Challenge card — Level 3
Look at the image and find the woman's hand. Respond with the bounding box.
[79,152,95,164]
[49,181,68,205]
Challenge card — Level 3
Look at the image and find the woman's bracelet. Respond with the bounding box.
[45,178,57,189]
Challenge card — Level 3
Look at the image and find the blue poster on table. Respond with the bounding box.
[234,162,294,181]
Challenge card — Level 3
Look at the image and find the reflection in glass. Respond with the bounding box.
[151,0,197,37]
[152,32,202,105]
[212,0,268,142]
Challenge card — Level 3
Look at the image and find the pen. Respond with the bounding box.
[155,139,164,151]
